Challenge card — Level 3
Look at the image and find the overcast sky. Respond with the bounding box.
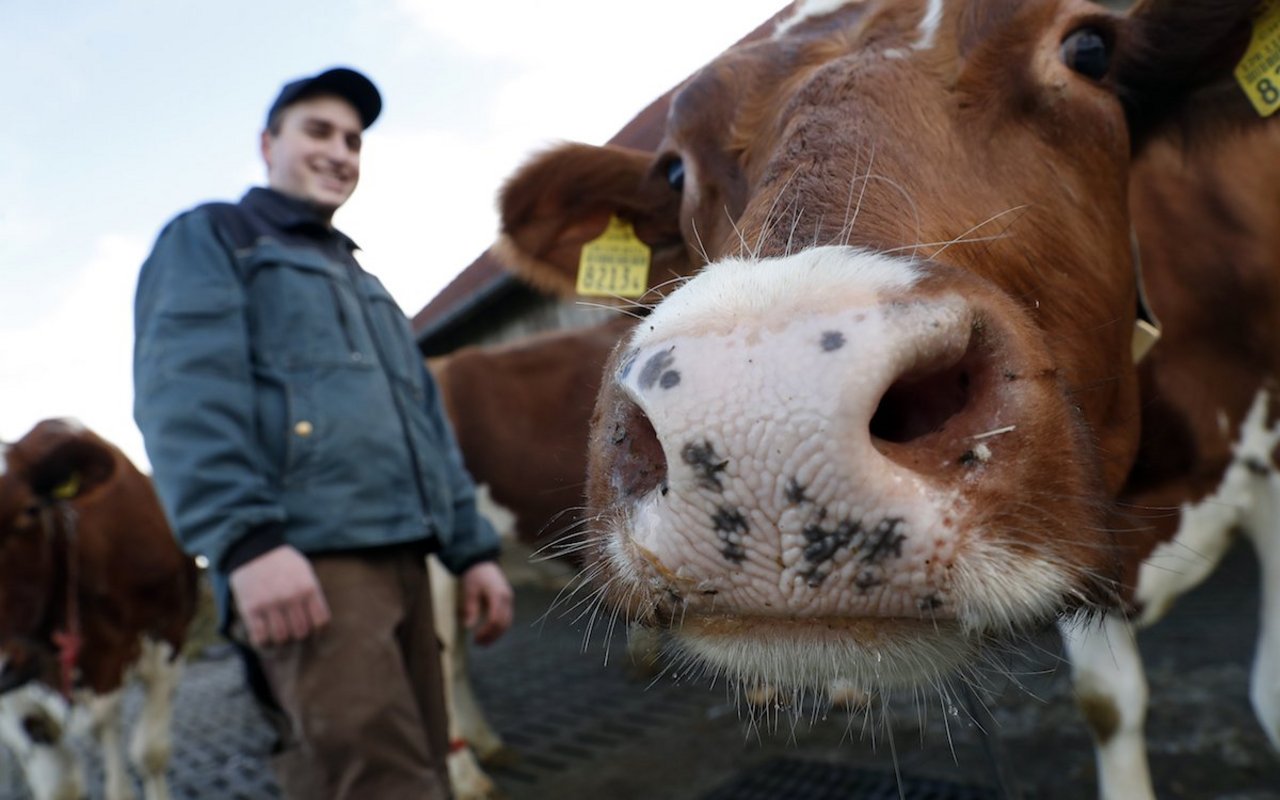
[1,0,785,468]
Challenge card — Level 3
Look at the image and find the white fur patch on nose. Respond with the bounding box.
[629,246,923,352]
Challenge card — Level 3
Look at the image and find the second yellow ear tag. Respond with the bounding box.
[576,215,651,298]
[51,472,81,500]
[1235,0,1280,117]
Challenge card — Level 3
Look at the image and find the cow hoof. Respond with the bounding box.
[477,744,521,769]
[447,746,507,800]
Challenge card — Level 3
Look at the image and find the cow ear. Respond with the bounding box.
[1114,0,1262,151]
[17,421,116,502]
[490,143,687,300]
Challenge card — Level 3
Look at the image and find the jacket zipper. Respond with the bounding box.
[327,281,360,356]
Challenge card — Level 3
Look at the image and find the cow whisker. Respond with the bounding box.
[572,300,647,320]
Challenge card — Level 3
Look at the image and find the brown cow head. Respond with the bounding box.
[0,420,117,690]
[492,0,1265,695]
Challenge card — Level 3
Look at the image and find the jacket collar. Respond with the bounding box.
[240,187,360,252]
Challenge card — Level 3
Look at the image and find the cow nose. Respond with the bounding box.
[602,296,1001,507]
[866,320,1000,475]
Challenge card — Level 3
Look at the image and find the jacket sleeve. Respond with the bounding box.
[133,209,286,572]
[418,360,502,575]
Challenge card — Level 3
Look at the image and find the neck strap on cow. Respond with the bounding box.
[37,498,82,700]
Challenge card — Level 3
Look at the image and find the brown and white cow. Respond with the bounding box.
[433,317,637,554]
[486,1,1280,797]
[0,419,198,800]
[425,323,630,800]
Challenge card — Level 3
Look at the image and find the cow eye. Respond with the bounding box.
[1061,28,1110,81]
[665,158,686,192]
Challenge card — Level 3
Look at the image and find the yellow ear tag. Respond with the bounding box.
[51,472,81,501]
[1235,0,1280,117]
[576,215,651,299]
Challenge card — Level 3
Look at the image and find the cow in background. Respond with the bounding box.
[485,1,1280,797]
[423,320,631,799]
[0,419,198,800]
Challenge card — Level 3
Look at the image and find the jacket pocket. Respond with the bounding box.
[253,369,320,484]
[240,243,362,371]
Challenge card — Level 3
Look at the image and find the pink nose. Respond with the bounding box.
[589,250,1037,617]
[607,297,1005,494]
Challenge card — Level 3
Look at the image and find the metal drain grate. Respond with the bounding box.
[702,757,999,800]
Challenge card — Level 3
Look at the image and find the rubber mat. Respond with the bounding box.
[702,757,998,800]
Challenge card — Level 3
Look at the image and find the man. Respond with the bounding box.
[133,67,513,799]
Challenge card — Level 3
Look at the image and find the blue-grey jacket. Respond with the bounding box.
[133,188,498,619]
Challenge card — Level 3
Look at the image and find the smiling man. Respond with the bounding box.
[132,67,512,799]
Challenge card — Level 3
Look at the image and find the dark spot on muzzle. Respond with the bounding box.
[681,440,729,492]
[803,565,831,587]
[821,331,846,352]
[803,518,862,565]
[855,570,883,591]
[918,594,944,611]
[800,516,908,588]
[659,370,681,389]
[862,518,907,564]
[712,506,750,563]
[784,478,809,505]
[638,347,677,391]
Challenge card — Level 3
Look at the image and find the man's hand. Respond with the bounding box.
[230,545,331,647]
[461,561,514,646]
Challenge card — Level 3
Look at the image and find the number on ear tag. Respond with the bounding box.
[576,216,651,298]
[1236,0,1280,117]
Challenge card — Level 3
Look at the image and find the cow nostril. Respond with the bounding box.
[608,399,669,499]
[869,343,981,445]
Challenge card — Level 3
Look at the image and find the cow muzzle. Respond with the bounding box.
[584,248,1101,689]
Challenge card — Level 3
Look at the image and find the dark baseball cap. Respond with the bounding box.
[266,67,382,130]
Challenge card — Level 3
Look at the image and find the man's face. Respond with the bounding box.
[261,95,363,216]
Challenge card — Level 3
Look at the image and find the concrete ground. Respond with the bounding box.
[1,539,1276,799]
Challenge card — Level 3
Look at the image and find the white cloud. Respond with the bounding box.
[394,0,784,67]
[1,0,794,469]
[0,233,149,466]
[338,126,514,309]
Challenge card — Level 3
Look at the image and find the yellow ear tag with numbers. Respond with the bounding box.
[51,472,81,500]
[1235,0,1280,117]
[576,215,651,298]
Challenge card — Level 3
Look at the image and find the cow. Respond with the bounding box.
[433,317,637,555]
[423,323,628,800]
[481,1,1280,797]
[0,419,198,800]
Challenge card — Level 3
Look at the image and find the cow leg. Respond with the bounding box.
[429,557,502,800]
[1240,392,1280,750]
[0,684,85,800]
[1058,614,1155,800]
[1246,468,1280,750]
[87,688,135,800]
[129,639,179,800]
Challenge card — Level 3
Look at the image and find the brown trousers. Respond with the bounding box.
[249,549,451,800]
